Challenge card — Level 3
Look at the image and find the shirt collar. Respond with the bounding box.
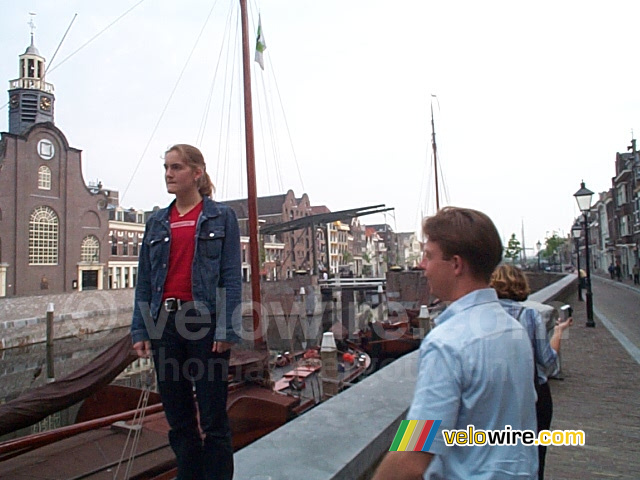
[435,288,499,326]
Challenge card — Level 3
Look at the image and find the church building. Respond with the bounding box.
[0,33,110,296]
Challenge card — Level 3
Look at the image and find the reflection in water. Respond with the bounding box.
[0,326,130,403]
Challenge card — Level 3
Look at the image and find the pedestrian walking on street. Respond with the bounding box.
[372,207,537,480]
[615,262,622,281]
[131,144,242,480]
[608,262,615,279]
[491,264,573,480]
[633,264,639,285]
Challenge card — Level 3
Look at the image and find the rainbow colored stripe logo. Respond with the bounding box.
[389,420,442,452]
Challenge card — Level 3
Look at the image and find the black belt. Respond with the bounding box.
[163,298,185,312]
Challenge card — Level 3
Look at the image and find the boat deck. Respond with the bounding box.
[0,418,173,479]
[0,346,368,479]
[0,383,303,480]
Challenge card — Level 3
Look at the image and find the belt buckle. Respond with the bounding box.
[164,298,181,312]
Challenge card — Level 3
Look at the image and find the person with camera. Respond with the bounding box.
[490,265,573,480]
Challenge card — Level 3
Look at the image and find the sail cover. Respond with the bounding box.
[0,334,137,436]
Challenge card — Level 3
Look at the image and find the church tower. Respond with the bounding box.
[1,19,111,297]
[8,19,55,134]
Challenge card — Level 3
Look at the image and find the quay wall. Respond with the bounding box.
[234,273,578,480]
[0,290,135,349]
[0,276,325,350]
[0,271,561,351]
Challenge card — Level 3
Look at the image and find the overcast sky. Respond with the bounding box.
[2,1,639,254]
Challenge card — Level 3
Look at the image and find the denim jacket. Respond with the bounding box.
[131,196,242,344]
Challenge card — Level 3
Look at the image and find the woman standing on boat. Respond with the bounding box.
[131,144,241,480]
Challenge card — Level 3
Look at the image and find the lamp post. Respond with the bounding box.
[574,181,595,327]
[571,223,583,301]
[536,240,542,270]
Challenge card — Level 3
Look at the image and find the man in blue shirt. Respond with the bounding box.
[373,207,537,479]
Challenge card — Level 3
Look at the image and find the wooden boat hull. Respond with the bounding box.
[0,343,369,479]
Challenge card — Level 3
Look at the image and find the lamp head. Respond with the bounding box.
[571,223,582,239]
[574,181,594,213]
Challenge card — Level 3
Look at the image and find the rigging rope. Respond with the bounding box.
[266,54,306,192]
[44,14,77,75]
[120,0,220,204]
[196,1,235,148]
[112,366,155,480]
[47,0,147,75]
[215,6,241,200]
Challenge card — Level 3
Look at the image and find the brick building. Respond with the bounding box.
[225,190,313,281]
[0,36,110,296]
[576,139,640,279]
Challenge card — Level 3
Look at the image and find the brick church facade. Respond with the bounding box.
[0,35,110,296]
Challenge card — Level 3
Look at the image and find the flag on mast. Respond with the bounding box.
[255,15,267,70]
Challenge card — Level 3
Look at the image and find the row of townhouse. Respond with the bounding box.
[224,192,422,281]
[577,139,640,279]
[98,190,425,292]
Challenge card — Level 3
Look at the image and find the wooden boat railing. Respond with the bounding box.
[0,403,164,461]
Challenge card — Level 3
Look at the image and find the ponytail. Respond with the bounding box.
[198,171,215,197]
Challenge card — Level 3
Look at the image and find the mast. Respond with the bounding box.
[239,0,264,347]
[521,218,527,264]
[430,98,440,211]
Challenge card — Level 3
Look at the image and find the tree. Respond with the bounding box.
[504,233,522,263]
[544,232,565,258]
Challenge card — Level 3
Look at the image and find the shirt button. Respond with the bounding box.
[162,263,167,268]
[156,287,161,292]
[164,237,169,242]
[210,233,215,237]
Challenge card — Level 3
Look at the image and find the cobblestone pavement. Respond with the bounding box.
[545,277,640,480]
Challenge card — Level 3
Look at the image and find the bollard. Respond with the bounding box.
[46,303,55,382]
[377,285,385,323]
[320,332,339,399]
[299,287,306,350]
[416,304,431,339]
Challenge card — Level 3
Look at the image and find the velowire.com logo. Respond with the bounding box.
[389,420,442,452]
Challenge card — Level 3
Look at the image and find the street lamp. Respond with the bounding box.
[536,240,542,270]
[571,222,583,302]
[574,181,595,327]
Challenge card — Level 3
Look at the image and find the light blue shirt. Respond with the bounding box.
[499,299,559,384]
[408,289,537,480]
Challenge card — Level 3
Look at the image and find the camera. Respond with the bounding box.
[560,304,573,321]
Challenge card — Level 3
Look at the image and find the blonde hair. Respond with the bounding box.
[490,264,531,301]
[165,144,215,197]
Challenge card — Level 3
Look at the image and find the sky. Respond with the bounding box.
[2,0,639,255]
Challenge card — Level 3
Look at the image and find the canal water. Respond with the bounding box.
[0,324,131,404]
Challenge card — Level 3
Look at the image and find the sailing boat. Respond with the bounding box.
[0,3,370,478]
[385,95,444,333]
[347,96,446,365]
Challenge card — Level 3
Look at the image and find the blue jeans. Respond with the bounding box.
[151,311,233,480]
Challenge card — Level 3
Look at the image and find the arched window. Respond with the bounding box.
[29,206,58,265]
[38,165,51,190]
[81,235,100,262]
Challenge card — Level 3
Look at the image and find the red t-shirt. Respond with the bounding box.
[163,201,203,301]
